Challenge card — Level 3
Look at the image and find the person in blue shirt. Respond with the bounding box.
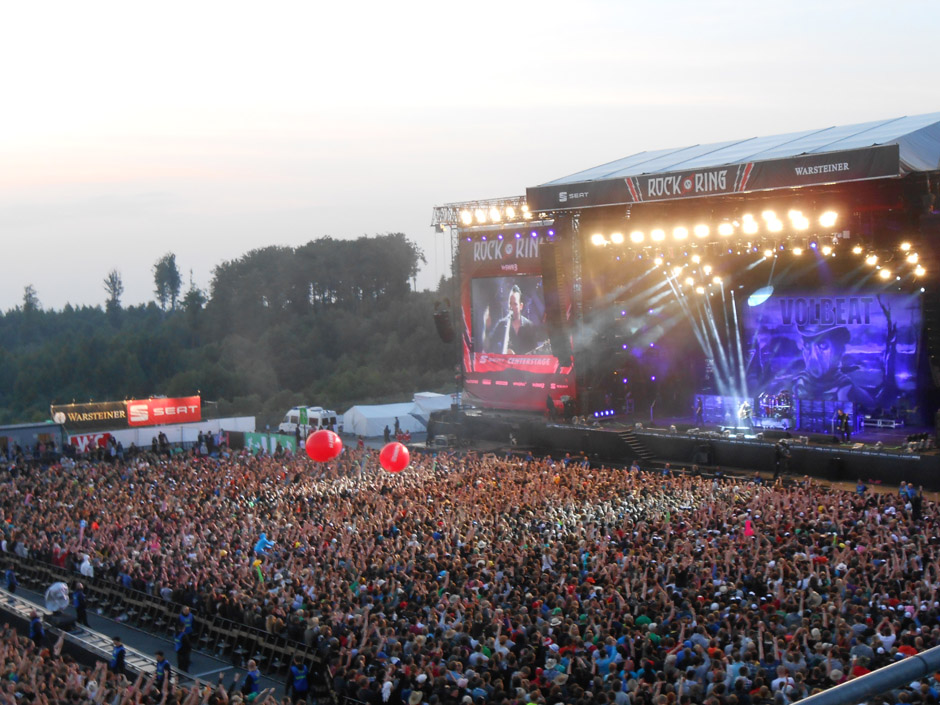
[287,655,309,703]
[73,582,88,626]
[179,605,194,636]
[241,660,262,701]
[109,635,126,675]
[154,650,172,688]
[5,568,16,594]
[174,627,192,673]
[28,611,43,648]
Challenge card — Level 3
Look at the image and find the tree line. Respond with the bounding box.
[0,234,456,428]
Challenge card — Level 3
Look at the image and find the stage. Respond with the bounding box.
[431,408,940,490]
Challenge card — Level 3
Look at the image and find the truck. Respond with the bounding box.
[277,406,339,436]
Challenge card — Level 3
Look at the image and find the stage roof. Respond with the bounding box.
[527,112,940,211]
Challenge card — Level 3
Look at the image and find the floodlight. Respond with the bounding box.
[651,229,666,242]
[915,265,926,276]
[610,232,624,244]
[591,233,607,246]
[654,257,663,266]
[703,265,713,275]
[474,209,487,223]
[819,211,838,228]
[505,206,516,220]
[821,245,832,256]
[695,286,705,295]
[900,242,911,251]
[763,249,773,258]
[878,268,892,280]
[907,253,919,264]
[672,266,683,277]
[673,227,688,241]
[691,254,701,264]
[460,210,473,225]
[793,247,803,256]
[761,210,776,222]
[767,220,783,233]
[489,207,501,222]
[852,246,863,255]
[685,277,694,286]
[694,224,709,238]
[630,230,645,243]
[866,254,878,266]
[718,223,734,237]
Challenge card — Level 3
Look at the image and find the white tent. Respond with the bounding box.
[412,392,454,419]
[342,403,426,438]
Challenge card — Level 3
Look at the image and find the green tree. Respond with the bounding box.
[103,269,124,316]
[153,253,182,311]
[22,284,40,313]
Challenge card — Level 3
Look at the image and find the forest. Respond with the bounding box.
[0,234,456,428]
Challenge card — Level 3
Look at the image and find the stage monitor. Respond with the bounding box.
[459,230,575,411]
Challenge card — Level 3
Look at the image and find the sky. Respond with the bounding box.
[1,0,937,311]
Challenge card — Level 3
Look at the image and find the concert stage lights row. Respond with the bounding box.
[462,229,555,242]
[459,204,532,225]
[589,210,839,247]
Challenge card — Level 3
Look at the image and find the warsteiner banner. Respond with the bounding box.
[743,292,921,409]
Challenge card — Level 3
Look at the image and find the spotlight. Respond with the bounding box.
[630,230,645,243]
[489,207,501,222]
[685,277,694,286]
[695,286,705,295]
[763,249,773,258]
[654,257,663,266]
[591,233,607,246]
[651,228,666,242]
[712,276,721,284]
[793,247,803,256]
[767,220,783,233]
[907,253,919,264]
[866,254,878,266]
[460,210,473,225]
[742,213,755,221]
[505,206,516,220]
[694,224,709,238]
[718,223,734,237]
[879,268,892,280]
[703,265,713,275]
[742,220,759,235]
[673,226,688,241]
[691,254,701,264]
[787,209,802,220]
[819,211,838,228]
[822,245,832,256]
[610,232,624,244]
[852,245,863,255]
[793,216,810,230]
[760,210,774,221]
[809,241,818,250]
[901,242,911,251]
[474,209,487,223]
[672,266,683,277]
[521,204,531,219]
[915,265,926,276]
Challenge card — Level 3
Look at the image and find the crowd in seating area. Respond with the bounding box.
[1,445,939,705]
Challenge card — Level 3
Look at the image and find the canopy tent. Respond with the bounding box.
[342,403,426,438]
[412,392,454,417]
[527,112,940,211]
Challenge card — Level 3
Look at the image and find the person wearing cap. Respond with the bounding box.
[154,650,172,689]
[109,635,126,675]
[792,322,873,404]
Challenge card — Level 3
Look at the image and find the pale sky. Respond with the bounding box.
[1,0,937,310]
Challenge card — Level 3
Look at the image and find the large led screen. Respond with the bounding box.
[743,292,921,410]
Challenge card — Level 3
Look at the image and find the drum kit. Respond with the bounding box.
[758,390,793,419]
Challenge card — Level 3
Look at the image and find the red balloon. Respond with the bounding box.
[379,442,410,473]
[305,430,343,462]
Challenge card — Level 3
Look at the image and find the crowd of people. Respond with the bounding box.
[1,444,939,705]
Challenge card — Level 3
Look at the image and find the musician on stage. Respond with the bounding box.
[738,400,753,427]
[487,285,543,355]
[836,409,851,442]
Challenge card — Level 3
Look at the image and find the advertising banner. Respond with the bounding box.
[742,291,921,410]
[244,432,297,455]
[526,145,900,210]
[51,402,128,431]
[460,230,575,411]
[68,433,113,453]
[51,396,202,431]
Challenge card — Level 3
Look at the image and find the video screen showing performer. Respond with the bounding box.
[471,276,551,356]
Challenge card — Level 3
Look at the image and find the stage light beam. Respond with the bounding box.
[767,220,783,233]
[852,246,863,255]
[630,230,644,243]
[695,286,705,295]
[879,268,892,280]
[915,265,926,276]
[901,242,911,251]
[718,223,734,237]
[654,257,663,266]
[907,253,919,264]
[694,224,709,238]
[763,249,773,258]
[591,233,607,246]
[761,210,776,222]
[685,277,694,286]
[742,220,759,235]
[866,254,878,266]
[691,254,701,264]
[673,226,688,241]
[610,232,624,244]
[822,245,832,256]
[819,211,838,228]
[703,265,713,275]
[651,229,666,242]
[793,247,803,256]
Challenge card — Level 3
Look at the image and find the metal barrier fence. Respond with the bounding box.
[1,551,333,699]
